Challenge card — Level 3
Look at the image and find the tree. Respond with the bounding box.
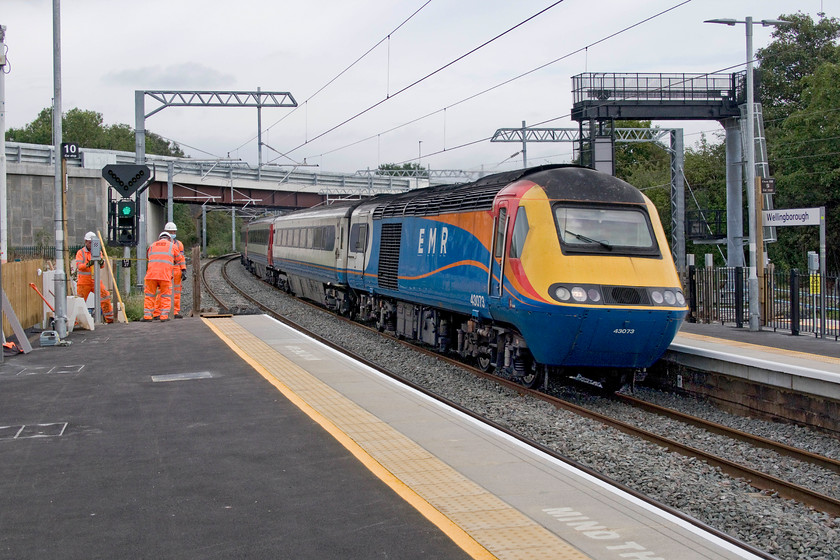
[757,13,840,125]
[5,107,184,157]
[612,121,672,238]
[377,162,428,177]
[770,61,840,271]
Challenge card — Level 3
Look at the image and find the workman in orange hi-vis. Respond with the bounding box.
[143,232,176,322]
[163,222,187,318]
[75,231,114,323]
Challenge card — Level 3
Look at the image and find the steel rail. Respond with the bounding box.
[616,393,840,475]
[199,254,235,313]
[211,257,778,559]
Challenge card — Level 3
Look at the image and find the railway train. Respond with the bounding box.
[241,164,687,390]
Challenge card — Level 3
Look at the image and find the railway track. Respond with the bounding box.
[202,255,840,520]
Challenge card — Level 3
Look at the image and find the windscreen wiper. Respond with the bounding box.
[564,229,613,250]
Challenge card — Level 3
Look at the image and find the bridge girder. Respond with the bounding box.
[145,181,324,211]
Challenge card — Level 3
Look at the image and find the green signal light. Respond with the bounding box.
[117,200,135,218]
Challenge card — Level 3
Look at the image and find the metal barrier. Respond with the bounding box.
[688,266,747,326]
[688,266,839,340]
[9,246,58,260]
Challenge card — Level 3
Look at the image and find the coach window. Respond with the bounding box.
[509,208,529,259]
[292,228,300,247]
[349,223,368,253]
[494,208,507,259]
[325,226,336,251]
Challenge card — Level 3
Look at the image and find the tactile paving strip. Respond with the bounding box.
[676,331,840,365]
[207,317,591,560]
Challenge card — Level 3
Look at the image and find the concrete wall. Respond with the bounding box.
[7,162,108,247]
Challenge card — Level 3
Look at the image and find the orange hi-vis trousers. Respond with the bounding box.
[77,282,114,323]
[144,279,172,320]
[172,267,183,315]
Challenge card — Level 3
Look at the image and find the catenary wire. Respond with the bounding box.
[271,0,569,163]
[228,0,433,155]
[304,0,695,164]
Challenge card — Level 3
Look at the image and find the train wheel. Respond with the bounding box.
[476,351,493,372]
[519,362,545,389]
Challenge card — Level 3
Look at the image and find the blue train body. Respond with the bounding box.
[242,165,687,389]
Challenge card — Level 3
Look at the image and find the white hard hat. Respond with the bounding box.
[159,232,172,239]
[164,221,177,232]
[84,232,96,241]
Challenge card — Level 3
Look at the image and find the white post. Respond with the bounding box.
[0,24,7,264]
[52,0,68,338]
[0,24,5,363]
[745,16,760,332]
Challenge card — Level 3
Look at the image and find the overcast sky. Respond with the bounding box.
[1,0,833,175]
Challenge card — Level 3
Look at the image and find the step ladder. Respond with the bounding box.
[741,102,777,244]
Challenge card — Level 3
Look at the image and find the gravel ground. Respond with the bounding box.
[194,259,840,560]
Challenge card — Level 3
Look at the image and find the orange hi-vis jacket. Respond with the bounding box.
[171,239,186,272]
[146,238,175,280]
[75,247,99,286]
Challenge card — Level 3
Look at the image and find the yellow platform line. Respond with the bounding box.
[205,317,591,560]
[676,331,840,365]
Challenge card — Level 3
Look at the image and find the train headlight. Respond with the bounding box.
[550,283,603,304]
[555,286,571,301]
[648,287,686,307]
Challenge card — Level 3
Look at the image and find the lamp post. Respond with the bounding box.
[704,16,786,332]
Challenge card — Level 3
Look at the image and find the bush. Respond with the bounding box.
[123,292,145,321]
[205,243,238,257]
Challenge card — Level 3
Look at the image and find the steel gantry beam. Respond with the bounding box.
[142,90,297,118]
[355,169,476,182]
[491,127,580,143]
[490,126,674,148]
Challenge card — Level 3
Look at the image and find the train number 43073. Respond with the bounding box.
[613,328,635,334]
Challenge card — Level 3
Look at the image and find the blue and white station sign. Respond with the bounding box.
[762,207,823,227]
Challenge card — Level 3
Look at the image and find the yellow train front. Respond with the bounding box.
[484,166,686,387]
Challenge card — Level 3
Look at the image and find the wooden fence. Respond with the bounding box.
[3,260,49,337]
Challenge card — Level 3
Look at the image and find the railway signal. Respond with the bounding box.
[102,164,152,198]
[109,197,138,246]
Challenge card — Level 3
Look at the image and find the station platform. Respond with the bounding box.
[671,322,840,402]
[0,315,767,559]
[678,321,839,359]
[0,318,470,559]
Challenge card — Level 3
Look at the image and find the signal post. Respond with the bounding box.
[101,164,151,294]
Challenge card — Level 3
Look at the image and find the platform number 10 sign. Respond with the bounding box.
[61,142,80,160]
